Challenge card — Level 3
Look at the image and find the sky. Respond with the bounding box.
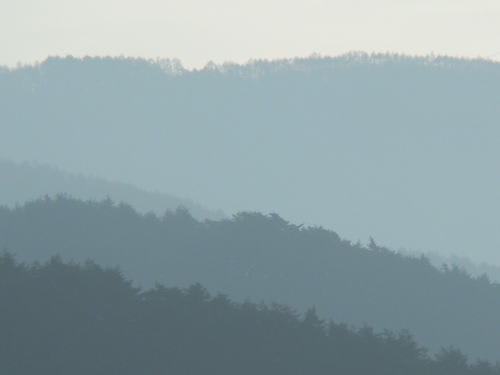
[1,0,500,68]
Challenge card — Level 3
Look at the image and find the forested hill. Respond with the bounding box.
[1,254,498,375]
[1,196,500,361]
[1,54,499,263]
[0,159,224,220]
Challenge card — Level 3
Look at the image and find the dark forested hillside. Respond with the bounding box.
[2,196,500,361]
[1,54,499,263]
[1,253,498,375]
[0,158,224,220]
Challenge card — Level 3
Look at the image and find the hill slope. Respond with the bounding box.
[0,159,224,220]
[1,196,500,361]
[2,253,497,375]
[1,54,498,262]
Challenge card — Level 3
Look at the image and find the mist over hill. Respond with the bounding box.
[399,249,500,284]
[2,196,500,361]
[0,159,223,220]
[1,53,499,263]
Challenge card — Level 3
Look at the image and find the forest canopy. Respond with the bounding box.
[1,253,498,375]
[1,196,500,361]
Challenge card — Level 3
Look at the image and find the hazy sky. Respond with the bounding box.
[2,0,499,68]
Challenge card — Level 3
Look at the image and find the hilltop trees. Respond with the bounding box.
[1,253,499,375]
[2,196,500,360]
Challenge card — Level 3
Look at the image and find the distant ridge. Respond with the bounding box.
[0,159,224,220]
[400,249,500,284]
[4,51,499,73]
[1,52,498,263]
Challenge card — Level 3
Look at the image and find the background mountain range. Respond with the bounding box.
[1,53,499,264]
[2,52,499,366]
[0,158,223,220]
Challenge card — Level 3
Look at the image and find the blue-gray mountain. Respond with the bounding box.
[1,53,498,263]
[1,196,500,361]
[3,253,495,375]
[0,159,223,220]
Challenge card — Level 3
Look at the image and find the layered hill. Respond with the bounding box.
[3,253,495,375]
[0,159,223,220]
[1,54,499,263]
[1,196,500,361]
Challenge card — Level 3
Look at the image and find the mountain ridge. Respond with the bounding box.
[0,158,224,220]
[3,252,496,375]
[1,196,500,361]
[1,52,498,263]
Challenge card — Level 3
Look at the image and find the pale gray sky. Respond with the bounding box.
[1,0,499,68]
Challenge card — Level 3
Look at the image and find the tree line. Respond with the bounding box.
[1,253,498,375]
[1,196,500,360]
